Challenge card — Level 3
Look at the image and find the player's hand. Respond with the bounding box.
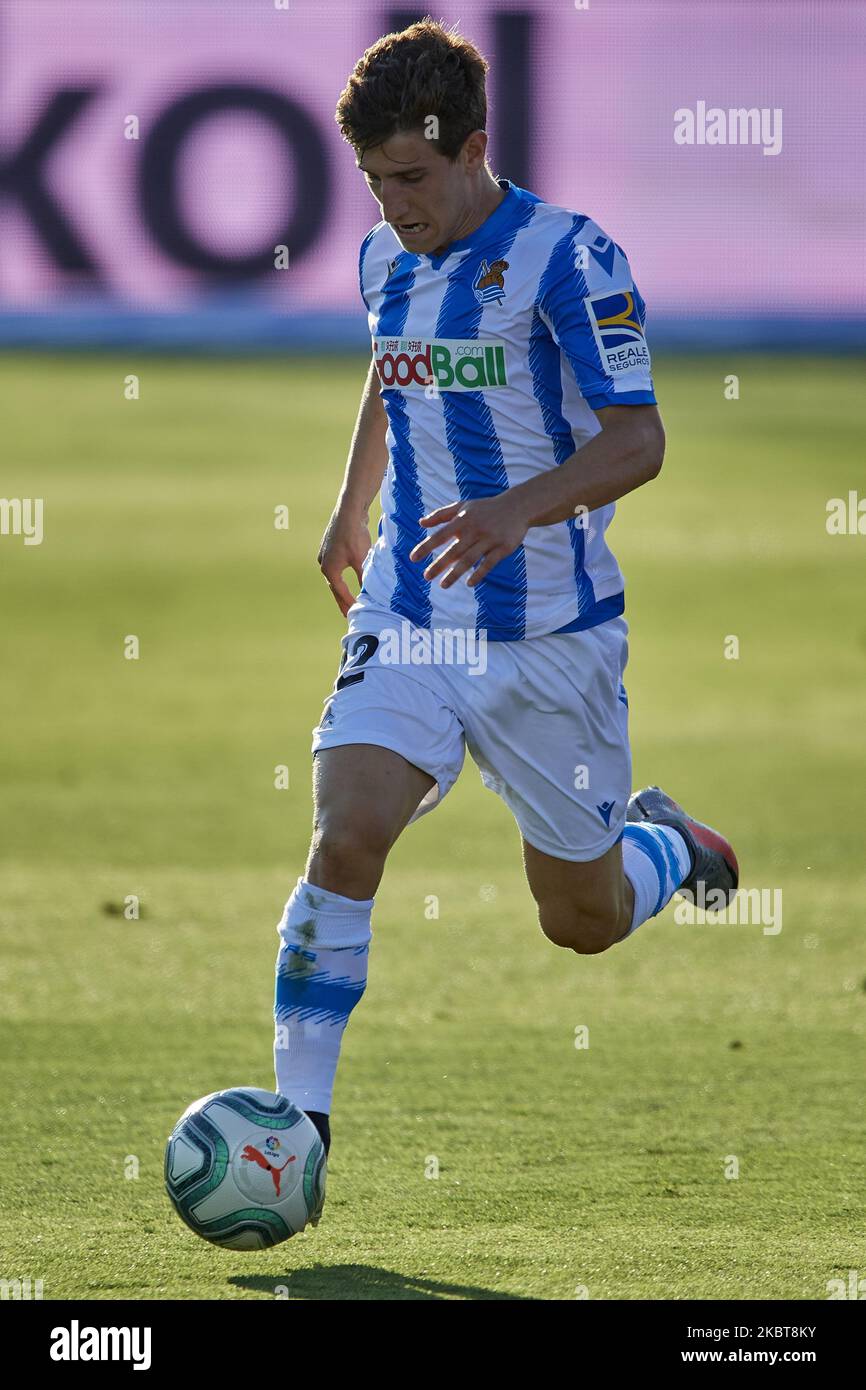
[317,506,371,616]
[410,491,531,589]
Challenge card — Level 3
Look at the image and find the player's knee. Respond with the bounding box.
[307,811,393,896]
[537,899,625,955]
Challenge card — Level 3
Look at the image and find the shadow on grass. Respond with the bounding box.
[230,1265,530,1301]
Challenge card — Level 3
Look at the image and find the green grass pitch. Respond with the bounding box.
[1,352,864,1300]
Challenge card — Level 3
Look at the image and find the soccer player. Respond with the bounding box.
[274,20,738,1169]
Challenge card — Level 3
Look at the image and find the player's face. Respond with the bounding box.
[358,129,487,256]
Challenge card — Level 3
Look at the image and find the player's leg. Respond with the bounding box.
[306,742,435,899]
[458,615,638,952]
[521,835,634,954]
[524,785,739,954]
[522,818,692,954]
[459,614,733,953]
[274,744,435,1153]
[274,611,466,1156]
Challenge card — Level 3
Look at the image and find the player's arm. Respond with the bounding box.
[506,402,665,527]
[411,406,663,587]
[411,231,663,588]
[318,356,389,615]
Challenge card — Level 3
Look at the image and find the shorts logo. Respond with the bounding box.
[597,800,616,827]
[585,289,650,376]
[473,257,510,304]
[373,337,508,392]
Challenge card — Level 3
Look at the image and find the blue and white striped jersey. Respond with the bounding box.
[355,179,655,642]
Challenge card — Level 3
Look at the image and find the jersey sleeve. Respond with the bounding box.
[537,221,656,409]
[358,225,378,312]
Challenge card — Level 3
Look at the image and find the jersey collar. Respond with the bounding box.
[424,178,521,271]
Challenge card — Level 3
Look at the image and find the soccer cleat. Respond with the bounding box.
[627,786,739,903]
[303,1111,329,1229]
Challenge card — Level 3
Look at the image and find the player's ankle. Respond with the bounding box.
[305,1110,331,1155]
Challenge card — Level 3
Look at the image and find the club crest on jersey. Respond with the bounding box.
[585,289,650,375]
[473,258,509,305]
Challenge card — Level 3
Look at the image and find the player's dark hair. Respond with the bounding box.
[335,17,488,162]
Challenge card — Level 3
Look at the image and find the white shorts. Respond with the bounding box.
[311,603,632,862]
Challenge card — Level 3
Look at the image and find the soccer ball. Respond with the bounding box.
[164,1087,326,1249]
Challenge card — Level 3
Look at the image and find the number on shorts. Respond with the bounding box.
[336,634,380,690]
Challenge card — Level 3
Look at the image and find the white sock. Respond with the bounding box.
[620,823,691,938]
[273,877,373,1114]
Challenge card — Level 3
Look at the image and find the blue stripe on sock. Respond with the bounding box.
[623,823,669,917]
[275,968,365,1027]
[656,826,688,892]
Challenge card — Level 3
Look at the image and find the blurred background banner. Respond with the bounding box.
[0,0,863,351]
